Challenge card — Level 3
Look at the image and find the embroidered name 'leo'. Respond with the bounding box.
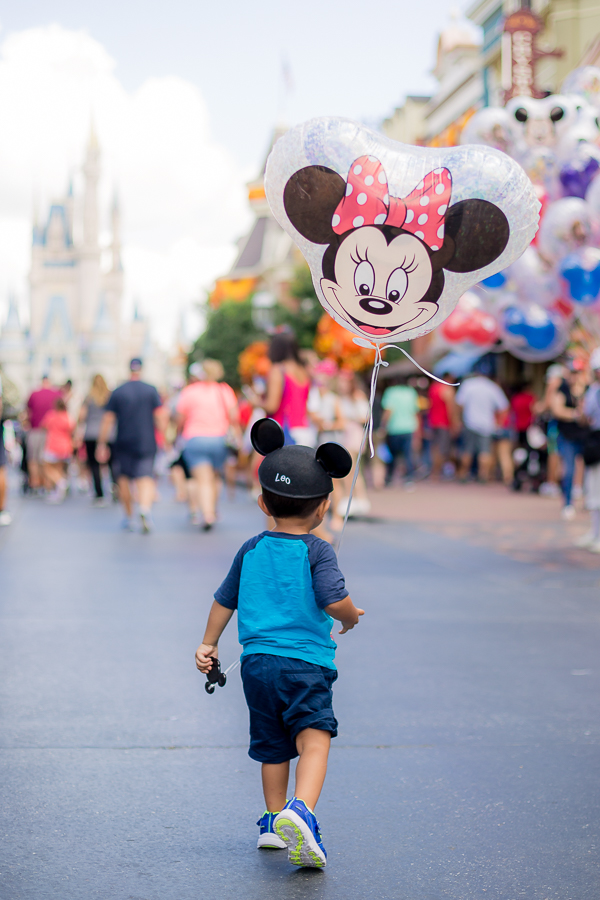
[275,473,291,484]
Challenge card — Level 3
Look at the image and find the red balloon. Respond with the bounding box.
[441,306,499,346]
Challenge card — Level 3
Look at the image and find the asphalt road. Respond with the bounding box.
[0,485,598,899]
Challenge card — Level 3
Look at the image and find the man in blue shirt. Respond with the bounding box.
[196,418,364,868]
[96,358,162,533]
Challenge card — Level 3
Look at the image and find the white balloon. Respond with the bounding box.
[537,196,592,262]
[265,117,539,345]
[460,107,522,155]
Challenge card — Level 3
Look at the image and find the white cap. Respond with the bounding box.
[590,348,600,371]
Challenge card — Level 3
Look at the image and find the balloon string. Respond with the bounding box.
[336,339,459,557]
[336,343,385,554]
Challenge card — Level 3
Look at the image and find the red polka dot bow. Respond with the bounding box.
[331,156,452,251]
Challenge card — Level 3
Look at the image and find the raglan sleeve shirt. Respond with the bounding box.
[214,533,348,611]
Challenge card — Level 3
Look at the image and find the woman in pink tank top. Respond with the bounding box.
[262,333,315,446]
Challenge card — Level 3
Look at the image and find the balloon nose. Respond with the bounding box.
[359,297,393,316]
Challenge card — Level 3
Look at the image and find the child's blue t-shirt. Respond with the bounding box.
[214,531,348,670]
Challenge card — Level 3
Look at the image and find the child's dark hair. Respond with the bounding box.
[261,487,328,520]
[54,397,67,412]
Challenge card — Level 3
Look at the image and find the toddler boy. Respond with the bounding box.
[195,418,364,868]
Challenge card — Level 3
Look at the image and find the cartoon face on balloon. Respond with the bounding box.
[265,117,540,344]
[283,157,509,341]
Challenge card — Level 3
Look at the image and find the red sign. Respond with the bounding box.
[503,9,563,102]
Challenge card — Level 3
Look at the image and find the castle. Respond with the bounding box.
[0,127,167,402]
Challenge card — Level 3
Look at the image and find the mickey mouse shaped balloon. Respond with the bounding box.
[251,417,352,499]
[265,117,540,346]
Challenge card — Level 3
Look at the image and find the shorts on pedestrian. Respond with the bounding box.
[182,436,227,472]
[111,451,155,480]
[43,451,69,464]
[241,653,338,764]
[26,428,47,463]
[463,427,492,456]
[430,427,450,456]
[0,431,6,467]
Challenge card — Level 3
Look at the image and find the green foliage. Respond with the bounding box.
[189,299,266,389]
[272,264,322,349]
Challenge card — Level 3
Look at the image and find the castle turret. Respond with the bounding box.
[79,121,102,334]
[0,296,30,398]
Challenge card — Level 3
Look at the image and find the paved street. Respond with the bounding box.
[1,482,599,899]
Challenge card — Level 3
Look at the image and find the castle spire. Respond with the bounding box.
[82,118,100,249]
[111,188,122,272]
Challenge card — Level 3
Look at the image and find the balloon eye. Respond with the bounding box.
[354,259,375,296]
[386,267,409,304]
[514,107,528,123]
[550,106,565,122]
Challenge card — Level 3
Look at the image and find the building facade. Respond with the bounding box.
[0,128,166,402]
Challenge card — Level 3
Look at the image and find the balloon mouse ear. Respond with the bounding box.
[315,442,352,479]
[251,418,285,456]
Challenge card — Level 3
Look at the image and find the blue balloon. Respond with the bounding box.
[481,272,506,289]
[503,306,556,351]
[560,253,600,305]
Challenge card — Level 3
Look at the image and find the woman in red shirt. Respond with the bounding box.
[428,377,459,479]
[40,397,75,503]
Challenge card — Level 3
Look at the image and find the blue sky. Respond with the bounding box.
[0,0,476,173]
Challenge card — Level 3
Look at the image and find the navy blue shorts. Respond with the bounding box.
[111,451,155,480]
[241,654,338,764]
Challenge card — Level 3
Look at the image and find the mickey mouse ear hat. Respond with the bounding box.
[251,418,352,499]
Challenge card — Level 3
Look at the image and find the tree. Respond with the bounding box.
[272,264,323,348]
[189,299,266,389]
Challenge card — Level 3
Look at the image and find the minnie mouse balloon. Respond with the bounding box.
[264,117,539,345]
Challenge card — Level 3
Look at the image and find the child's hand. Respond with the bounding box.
[338,608,364,634]
[195,643,218,673]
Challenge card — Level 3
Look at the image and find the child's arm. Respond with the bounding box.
[324,595,365,634]
[195,601,235,673]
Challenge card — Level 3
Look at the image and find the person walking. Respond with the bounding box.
[575,349,600,550]
[335,369,371,517]
[550,361,589,520]
[24,375,61,492]
[0,377,11,525]
[96,358,162,533]
[79,374,112,505]
[381,376,419,487]
[39,397,75,503]
[262,332,314,446]
[427,375,458,479]
[176,360,239,531]
[195,418,363,867]
[455,370,509,483]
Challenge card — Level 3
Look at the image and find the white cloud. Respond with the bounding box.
[0,24,251,345]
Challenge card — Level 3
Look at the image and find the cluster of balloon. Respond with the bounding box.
[460,68,600,361]
[440,290,500,351]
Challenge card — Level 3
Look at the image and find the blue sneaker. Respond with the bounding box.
[274,798,327,867]
[256,811,287,849]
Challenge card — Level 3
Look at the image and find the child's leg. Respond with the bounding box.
[262,760,290,813]
[294,728,331,810]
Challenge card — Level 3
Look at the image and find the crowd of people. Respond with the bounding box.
[2,333,600,549]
